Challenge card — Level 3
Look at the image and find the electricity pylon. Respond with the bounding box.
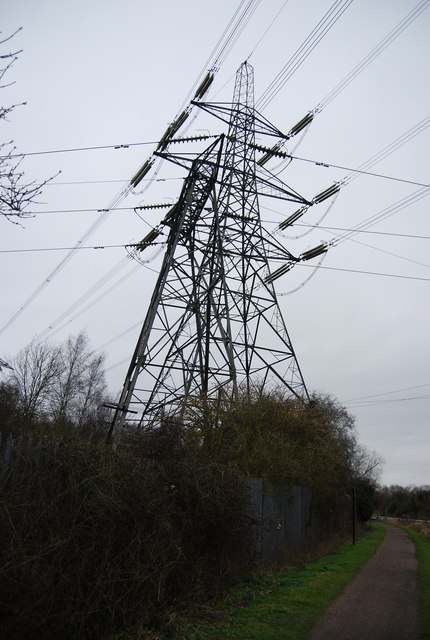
[108,62,311,442]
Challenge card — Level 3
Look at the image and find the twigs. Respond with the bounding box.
[0,429,250,639]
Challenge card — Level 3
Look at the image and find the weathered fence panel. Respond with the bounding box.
[244,478,315,564]
[1,432,316,565]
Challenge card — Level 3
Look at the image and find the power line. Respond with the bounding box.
[257,0,354,110]
[4,17,428,343]
[1,140,158,160]
[314,0,430,112]
[333,187,430,244]
[10,128,429,193]
[272,182,430,290]
[343,382,430,403]
[15,158,430,217]
[177,0,261,111]
[31,245,164,343]
[97,319,144,351]
[297,262,430,282]
[43,176,182,187]
[343,116,430,185]
[6,19,428,166]
[0,243,134,254]
[3,223,430,255]
[1,3,267,339]
[0,183,133,339]
[2,230,427,257]
[70,254,430,360]
[292,224,430,241]
[287,152,430,189]
[105,357,129,373]
[35,262,141,344]
[4,150,426,341]
[2,242,427,283]
[10,205,173,216]
[336,235,430,270]
[247,0,291,60]
[1,137,217,161]
[261,210,430,240]
[345,394,430,409]
[249,0,429,175]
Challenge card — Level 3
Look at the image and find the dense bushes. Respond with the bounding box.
[184,387,382,518]
[0,386,382,637]
[0,428,250,639]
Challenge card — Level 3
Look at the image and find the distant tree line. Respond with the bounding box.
[375,485,430,521]
[0,331,107,433]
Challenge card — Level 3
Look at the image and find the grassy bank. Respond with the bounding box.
[137,524,385,640]
[400,525,430,639]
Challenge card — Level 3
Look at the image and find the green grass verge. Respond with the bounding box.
[399,526,430,640]
[172,525,385,640]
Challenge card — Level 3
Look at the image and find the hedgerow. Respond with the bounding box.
[0,426,250,639]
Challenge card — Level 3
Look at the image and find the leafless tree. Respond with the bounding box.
[8,332,107,429]
[1,28,56,222]
[0,356,13,371]
[49,332,89,424]
[10,339,62,425]
[50,331,106,427]
[349,443,384,485]
[76,352,106,428]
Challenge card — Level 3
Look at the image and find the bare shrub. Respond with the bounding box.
[0,430,250,639]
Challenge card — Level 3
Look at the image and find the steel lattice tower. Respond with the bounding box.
[108,62,311,441]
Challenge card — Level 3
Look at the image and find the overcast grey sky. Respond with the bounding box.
[1,0,429,486]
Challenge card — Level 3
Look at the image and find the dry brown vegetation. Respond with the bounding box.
[0,386,382,638]
[0,426,250,639]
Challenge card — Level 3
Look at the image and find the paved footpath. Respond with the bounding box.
[306,525,420,640]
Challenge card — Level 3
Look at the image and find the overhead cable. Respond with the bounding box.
[297,262,430,282]
[314,0,430,112]
[293,225,430,241]
[342,394,430,408]
[0,244,133,254]
[33,256,133,343]
[342,116,430,185]
[287,149,430,189]
[256,0,354,111]
[0,188,125,338]
[343,382,430,403]
[1,136,215,161]
[253,1,429,174]
[3,223,430,255]
[177,0,261,111]
[334,187,430,244]
[35,263,141,344]
[0,4,259,336]
[335,235,430,270]
[247,0,291,60]
[1,139,159,160]
[97,319,144,351]
[277,116,430,240]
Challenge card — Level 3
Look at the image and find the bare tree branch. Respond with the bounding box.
[1,27,56,221]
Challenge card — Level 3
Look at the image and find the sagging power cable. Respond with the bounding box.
[257,0,354,111]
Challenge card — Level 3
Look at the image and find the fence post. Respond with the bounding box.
[352,486,357,545]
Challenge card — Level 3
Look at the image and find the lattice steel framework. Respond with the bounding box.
[108,62,310,441]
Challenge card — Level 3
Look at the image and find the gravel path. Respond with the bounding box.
[306,525,420,640]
